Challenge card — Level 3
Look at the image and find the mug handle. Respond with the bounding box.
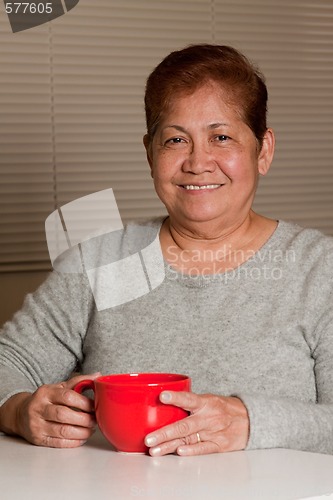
[73,379,96,394]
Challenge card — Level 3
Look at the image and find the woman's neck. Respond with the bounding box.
[159,212,278,275]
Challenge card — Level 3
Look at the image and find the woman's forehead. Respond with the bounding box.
[160,83,244,125]
[165,81,241,114]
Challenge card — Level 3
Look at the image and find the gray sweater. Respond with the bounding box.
[1,218,333,454]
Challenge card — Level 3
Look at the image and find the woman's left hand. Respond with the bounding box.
[145,391,249,456]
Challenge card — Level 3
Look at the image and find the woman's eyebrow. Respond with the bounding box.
[162,123,229,133]
[162,125,187,133]
[208,122,229,129]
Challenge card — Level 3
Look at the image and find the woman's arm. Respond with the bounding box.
[144,390,333,456]
[0,270,93,402]
[0,270,95,445]
[239,308,333,455]
[145,306,333,456]
[237,394,333,454]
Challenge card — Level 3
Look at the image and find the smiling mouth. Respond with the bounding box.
[179,184,223,190]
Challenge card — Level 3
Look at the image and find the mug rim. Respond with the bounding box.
[95,372,190,387]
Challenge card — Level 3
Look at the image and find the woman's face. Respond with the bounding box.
[144,82,274,232]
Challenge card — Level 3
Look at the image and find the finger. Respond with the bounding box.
[41,437,88,449]
[43,403,96,429]
[39,424,94,448]
[65,372,102,390]
[54,385,95,413]
[176,440,220,456]
[159,390,203,413]
[145,414,198,448]
[149,433,201,457]
[36,415,97,448]
[47,420,96,442]
[34,383,94,414]
[25,414,96,448]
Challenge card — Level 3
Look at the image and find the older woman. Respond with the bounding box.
[1,44,333,456]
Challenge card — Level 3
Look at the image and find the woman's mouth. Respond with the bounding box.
[179,184,223,190]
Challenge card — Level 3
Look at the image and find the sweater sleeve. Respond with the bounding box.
[238,291,333,455]
[0,270,94,406]
[240,395,333,454]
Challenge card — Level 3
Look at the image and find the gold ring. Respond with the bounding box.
[196,432,201,443]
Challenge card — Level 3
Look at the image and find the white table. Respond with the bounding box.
[1,431,333,500]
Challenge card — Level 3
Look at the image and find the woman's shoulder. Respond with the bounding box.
[277,220,333,245]
[74,216,165,269]
[51,216,165,274]
[275,219,333,267]
[123,216,166,237]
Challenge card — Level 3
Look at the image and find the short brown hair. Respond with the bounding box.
[144,44,268,149]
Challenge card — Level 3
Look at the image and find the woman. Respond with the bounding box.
[1,44,333,456]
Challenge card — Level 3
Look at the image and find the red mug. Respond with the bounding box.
[74,373,191,453]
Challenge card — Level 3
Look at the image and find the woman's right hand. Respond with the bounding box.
[0,373,101,448]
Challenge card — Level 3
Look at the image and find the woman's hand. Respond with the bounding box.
[0,373,101,448]
[145,391,249,456]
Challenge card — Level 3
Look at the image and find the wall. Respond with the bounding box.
[0,271,49,327]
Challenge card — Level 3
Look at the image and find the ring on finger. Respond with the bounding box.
[196,432,201,443]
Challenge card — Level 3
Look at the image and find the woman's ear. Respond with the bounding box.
[258,128,275,176]
[143,134,153,174]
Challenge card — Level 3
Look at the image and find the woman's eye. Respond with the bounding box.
[164,137,187,147]
[167,137,184,144]
[214,135,229,142]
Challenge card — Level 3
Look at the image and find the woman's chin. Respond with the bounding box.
[174,210,223,226]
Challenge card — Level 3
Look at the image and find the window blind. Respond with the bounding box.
[0,0,332,272]
[0,21,54,270]
[213,0,333,234]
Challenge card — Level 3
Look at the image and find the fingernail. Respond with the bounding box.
[177,447,188,455]
[160,391,171,403]
[150,446,161,456]
[145,436,157,447]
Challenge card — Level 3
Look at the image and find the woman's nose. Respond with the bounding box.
[181,145,216,174]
